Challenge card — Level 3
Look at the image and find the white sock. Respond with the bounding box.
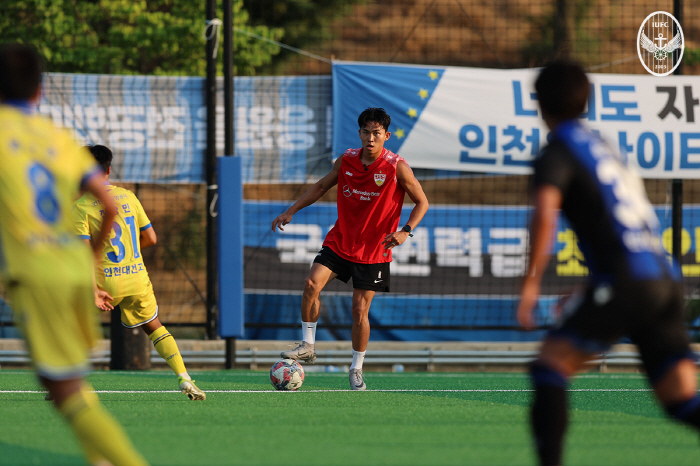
[177,372,191,381]
[350,350,365,370]
[302,321,317,345]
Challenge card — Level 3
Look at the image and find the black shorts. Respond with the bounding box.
[313,246,391,292]
[549,279,693,383]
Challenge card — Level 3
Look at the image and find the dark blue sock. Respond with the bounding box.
[530,362,569,466]
[665,396,700,429]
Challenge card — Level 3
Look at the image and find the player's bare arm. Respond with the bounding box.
[517,184,562,329]
[382,160,429,250]
[272,156,342,232]
[81,175,118,310]
[140,226,157,249]
[83,173,117,257]
[79,237,114,311]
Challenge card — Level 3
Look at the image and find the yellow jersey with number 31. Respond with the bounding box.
[0,105,99,285]
[71,184,153,298]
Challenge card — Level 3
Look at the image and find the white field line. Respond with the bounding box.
[1,371,650,394]
[0,370,647,379]
[1,388,652,394]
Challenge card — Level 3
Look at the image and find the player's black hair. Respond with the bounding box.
[0,43,44,101]
[535,60,589,120]
[85,144,113,173]
[358,107,391,131]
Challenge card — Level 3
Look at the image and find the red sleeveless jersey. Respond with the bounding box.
[323,148,406,264]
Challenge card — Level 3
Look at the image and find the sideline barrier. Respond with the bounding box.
[0,340,685,372]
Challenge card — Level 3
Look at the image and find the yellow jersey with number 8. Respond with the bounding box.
[0,105,99,284]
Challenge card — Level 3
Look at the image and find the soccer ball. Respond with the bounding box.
[270,358,305,391]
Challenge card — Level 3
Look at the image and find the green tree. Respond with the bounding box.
[520,0,598,68]
[243,0,365,74]
[685,47,700,66]
[0,0,283,76]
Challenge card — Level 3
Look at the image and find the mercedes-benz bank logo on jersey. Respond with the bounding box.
[342,185,379,201]
[637,11,684,76]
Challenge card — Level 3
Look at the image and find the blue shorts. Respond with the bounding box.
[549,279,693,383]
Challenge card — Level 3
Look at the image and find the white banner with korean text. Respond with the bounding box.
[332,60,700,179]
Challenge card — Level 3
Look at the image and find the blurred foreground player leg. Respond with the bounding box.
[0,43,148,466]
[517,60,700,466]
[72,144,205,401]
[273,107,429,389]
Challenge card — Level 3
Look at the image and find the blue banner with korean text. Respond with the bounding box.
[39,74,332,183]
[248,201,700,283]
[245,201,700,341]
[332,60,700,179]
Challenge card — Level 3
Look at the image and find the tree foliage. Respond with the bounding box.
[0,0,283,76]
[243,0,365,74]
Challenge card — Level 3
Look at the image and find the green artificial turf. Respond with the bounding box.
[0,370,697,465]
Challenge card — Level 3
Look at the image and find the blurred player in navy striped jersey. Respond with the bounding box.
[518,61,700,466]
[0,43,148,466]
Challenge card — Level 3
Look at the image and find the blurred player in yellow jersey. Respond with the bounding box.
[72,144,205,401]
[0,43,149,466]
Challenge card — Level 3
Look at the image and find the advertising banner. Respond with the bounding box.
[243,201,700,341]
[248,202,700,287]
[332,60,700,179]
[39,74,332,183]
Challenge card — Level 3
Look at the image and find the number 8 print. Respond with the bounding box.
[28,163,60,224]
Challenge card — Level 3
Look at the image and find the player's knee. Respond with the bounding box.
[351,306,369,325]
[303,276,323,296]
[529,361,568,389]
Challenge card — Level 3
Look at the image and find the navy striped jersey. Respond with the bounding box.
[533,120,676,283]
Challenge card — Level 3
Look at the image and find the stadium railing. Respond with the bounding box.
[0,340,683,372]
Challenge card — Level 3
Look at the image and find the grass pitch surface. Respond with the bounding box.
[0,370,698,465]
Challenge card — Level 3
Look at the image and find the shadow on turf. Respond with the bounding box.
[0,442,84,466]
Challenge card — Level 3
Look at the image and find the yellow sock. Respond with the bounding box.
[75,437,103,466]
[58,385,148,466]
[149,326,187,375]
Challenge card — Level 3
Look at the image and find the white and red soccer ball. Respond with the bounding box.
[270,358,305,391]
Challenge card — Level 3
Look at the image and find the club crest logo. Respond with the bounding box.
[637,11,684,77]
[374,172,386,187]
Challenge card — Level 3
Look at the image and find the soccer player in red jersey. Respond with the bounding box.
[272,107,429,390]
